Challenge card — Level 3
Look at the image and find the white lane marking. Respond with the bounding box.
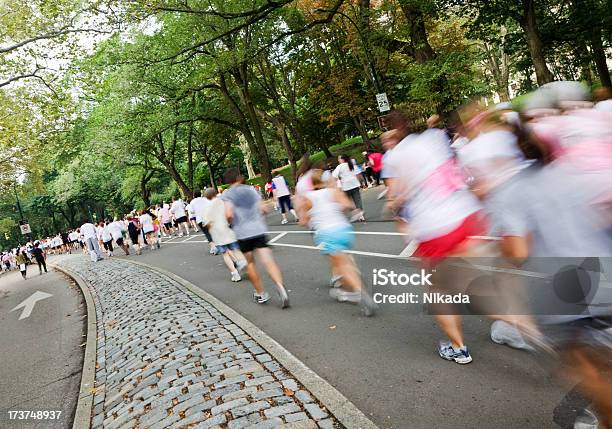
[11,291,53,320]
[268,232,288,244]
[163,240,209,244]
[269,230,500,241]
[183,235,201,242]
[398,241,418,257]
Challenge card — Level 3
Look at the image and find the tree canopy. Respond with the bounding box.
[0,0,609,247]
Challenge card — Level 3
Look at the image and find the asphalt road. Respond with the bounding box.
[118,187,588,429]
[0,268,85,428]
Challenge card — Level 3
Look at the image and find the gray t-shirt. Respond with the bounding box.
[486,164,612,257]
[222,185,267,240]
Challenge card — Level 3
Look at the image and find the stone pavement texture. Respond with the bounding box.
[58,257,339,429]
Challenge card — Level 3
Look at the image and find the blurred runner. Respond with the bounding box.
[387,114,485,364]
[80,219,104,262]
[203,188,247,282]
[171,196,190,237]
[190,189,217,255]
[300,169,377,316]
[222,167,290,308]
[333,154,365,222]
[272,172,299,224]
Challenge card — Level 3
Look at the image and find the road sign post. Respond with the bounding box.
[19,220,31,235]
[376,93,390,113]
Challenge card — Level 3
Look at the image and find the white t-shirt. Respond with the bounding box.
[186,203,195,218]
[332,163,360,191]
[272,176,290,197]
[204,198,237,246]
[393,130,481,241]
[306,189,349,231]
[171,200,187,218]
[158,205,171,223]
[190,197,211,223]
[108,221,125,240]
[80,223,97,240]
[101,226,113,242]
[140,213,154,233]
[69,231,79,241]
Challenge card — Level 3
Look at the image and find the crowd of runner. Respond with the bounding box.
[3,80,611,426]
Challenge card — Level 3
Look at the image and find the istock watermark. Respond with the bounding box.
[371,268,471,305]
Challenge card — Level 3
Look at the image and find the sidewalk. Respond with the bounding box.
[54,256,368,429]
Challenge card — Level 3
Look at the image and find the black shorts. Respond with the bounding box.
[238,235,268,253]
[116,237,124,246]
[278,195,293,213]
[103,240,113,251]
[164,222,172,229]
[129,233,139,243]
[176,216,188,224]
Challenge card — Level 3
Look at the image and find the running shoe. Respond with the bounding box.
[179,233,184,237]
[360,292,378,317]
[209,247,216,255]
[329,288,361,303]
[438,341,472,364]
[231,271,241,282]
[276,285,290,309]
[156,242,160,249]
[236,259,248,275]
[329,275,343,288]
[253,292,270,304]
[281,219,288,225]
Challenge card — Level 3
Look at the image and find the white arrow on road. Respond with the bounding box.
[11,291,53,320]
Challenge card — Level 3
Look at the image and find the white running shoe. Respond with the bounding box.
[329,288,361,303]
[231,271,241,282]
[178,233,184,237]
[281,219,288,225]
[253,292,271,304]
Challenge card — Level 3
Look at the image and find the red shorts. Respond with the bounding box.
[414,212,484,264]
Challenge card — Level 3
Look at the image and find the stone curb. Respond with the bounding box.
[124,258,379,429]
[51,264,98,429]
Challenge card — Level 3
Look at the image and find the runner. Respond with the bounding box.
[100,220,115,256]
[186,201,198,233]
[190,189,217,255]
[109,217,130,256]
[158,202,173,237]
[203,188,247,282]
[386,114,485,364]
[170,196,190,237]
[222,167,290,308]
[2,251,12,271]
[271,172,299,224]
[31,241,47,274]
[300,169,377,315]
[15,249,28,279]
[81,219,104,262]
[365,149,383,186]
[126,214,142,255]
[333,154,365,222]
[140,208,159,251]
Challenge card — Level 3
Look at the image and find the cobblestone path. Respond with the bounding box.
[58,258,339,429]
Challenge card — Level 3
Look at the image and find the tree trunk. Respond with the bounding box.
[398,1,436,63]
[202,147,217,190]
[218,72,271,182]
[279,126,298,183]
[520,0,554,85]
[352,115,369,146]
[590,26,611,89]
[187,123,194,195]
